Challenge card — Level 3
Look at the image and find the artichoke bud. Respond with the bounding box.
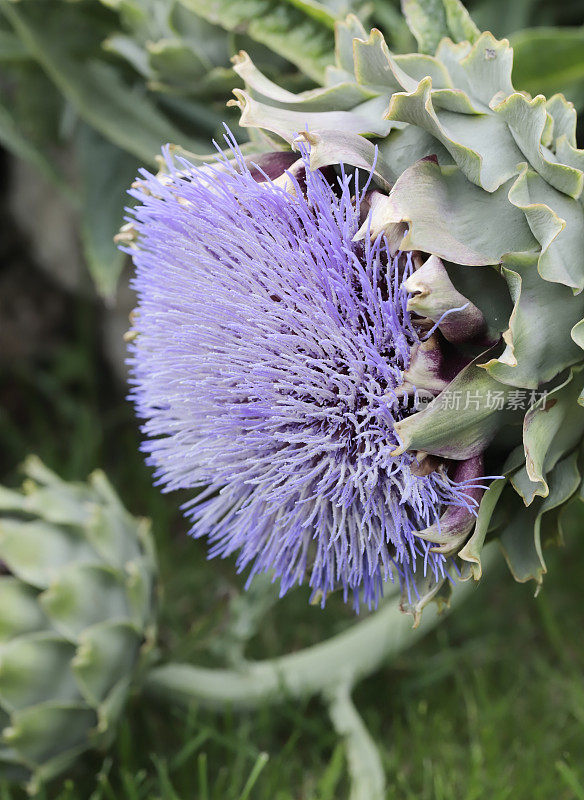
[0,458,157,792]
[230,11,584,599]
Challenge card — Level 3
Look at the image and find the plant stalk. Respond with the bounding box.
[326,681,386,800]
[144,547,497,710]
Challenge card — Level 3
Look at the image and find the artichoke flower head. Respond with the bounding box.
[127,138,493,615]
[126,0,584,621]
[0,458,156,792]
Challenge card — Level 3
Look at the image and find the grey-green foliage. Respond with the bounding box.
[0,0,345,298]
[0,0,227,299]
[0,458,157,793]
[230,2,584,607]
[402,0,584,111]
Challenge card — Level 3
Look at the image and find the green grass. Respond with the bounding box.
[2,257,584,799]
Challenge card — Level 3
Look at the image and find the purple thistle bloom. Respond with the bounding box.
[126,136,483,610]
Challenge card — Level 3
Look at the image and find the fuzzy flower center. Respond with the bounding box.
[127,141,479,610]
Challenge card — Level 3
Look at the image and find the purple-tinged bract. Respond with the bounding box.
[127,140,480,610]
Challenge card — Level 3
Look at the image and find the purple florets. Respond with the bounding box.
[127,137,479,610]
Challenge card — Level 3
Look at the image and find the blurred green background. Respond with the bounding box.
[1,0,584,797]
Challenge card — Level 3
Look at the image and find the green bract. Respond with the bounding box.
[0,458,156,792]
[229,5,584,599]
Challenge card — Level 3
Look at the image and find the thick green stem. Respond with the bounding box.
[143,547,496,710]
[326,681,386,800]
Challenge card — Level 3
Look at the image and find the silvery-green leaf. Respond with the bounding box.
[546,93,578,148]
[0,483,91,527]
[146,37,214,85]
[503,445,530,474]
[295,129,395,189]
[83,503,142,572]
[500,451,581,586]
[572,318,584,352]
[124,553,157,628]
[93,676,132,747]
[103,33,151,79]
[352,30,403,92]
[359,159,537,266]
[441,0,480,42]
[521,367,584,497]
[24,739,91,794]
[480,254,584,388]
[378,123,454,175]
[507,166,584,293]
[510,466,541,506]
[458,478,506,579]
[399,568,449,627]
[233,50,376,111]
[232,88,395,143]
[353,28,451,92]
[541,452,582,514]
[498,501,544,586]
[435,32,514,109]
[441,260,513,341]
[512,449,581,511]
[386,76,525,191]
[20,456,62,488]
[334,13,367,75]
[493,92,584,199]
[554,135,584,176]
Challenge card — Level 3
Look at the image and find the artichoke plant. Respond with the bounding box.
[3,3,584,795]
[124,0,584,621]
[0,458,156,792]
